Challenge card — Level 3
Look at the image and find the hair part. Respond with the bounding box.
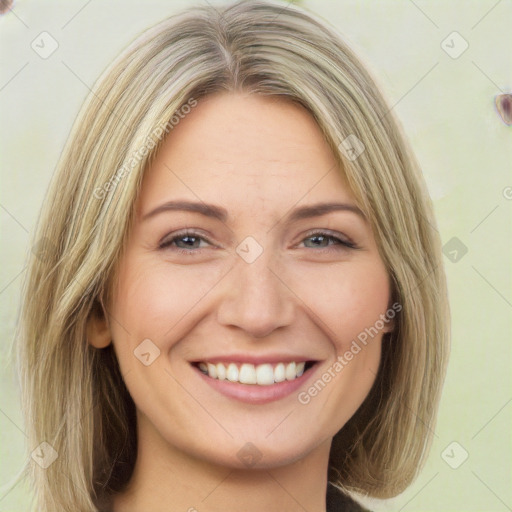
[14,1,450,510]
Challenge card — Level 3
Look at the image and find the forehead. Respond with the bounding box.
[137,92,356,218]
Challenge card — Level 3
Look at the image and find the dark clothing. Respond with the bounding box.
[326,483,372,512]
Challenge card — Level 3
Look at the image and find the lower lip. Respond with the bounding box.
[193,364,318,404]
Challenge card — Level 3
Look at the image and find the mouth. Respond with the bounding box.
[191,359,319,404]
[192,360,317,385]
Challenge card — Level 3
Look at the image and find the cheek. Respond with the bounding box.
[291,262,389,431]
[109,258,224,349]
[293,259,392,348]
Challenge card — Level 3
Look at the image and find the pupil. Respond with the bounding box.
[181,236,197,247]
[311,235,326,246]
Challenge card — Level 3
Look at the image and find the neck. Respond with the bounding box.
[111,412,331,512]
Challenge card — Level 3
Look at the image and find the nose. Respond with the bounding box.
[216,248,295,339]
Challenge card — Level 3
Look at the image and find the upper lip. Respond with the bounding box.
[190,353,318,365]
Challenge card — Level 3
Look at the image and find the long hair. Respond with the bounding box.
[14,1,450,509]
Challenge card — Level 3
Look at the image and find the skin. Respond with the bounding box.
[89,91,393,512]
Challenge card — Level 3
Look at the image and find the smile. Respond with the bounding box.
[195,361,314,385]
[190,355,320,404]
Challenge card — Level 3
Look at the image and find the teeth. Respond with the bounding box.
[239,363,257,384]
[285,362,296,381]
[216,362,226,380]
[207,363,217,379]
[256,364,274,386]
[274,363,286,383]
[197,361,309,385]
[226,363,239,382]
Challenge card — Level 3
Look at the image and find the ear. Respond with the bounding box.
[381,299,400,334]
[381,317,395,334]
[87,299,112,348]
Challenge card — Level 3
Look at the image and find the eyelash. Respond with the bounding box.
[159,229,358,255]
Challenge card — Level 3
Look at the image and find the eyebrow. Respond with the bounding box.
[142,200,366,223]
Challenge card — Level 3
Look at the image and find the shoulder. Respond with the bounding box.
[326,483,372,512]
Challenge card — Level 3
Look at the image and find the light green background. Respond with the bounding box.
[1,1,511,511]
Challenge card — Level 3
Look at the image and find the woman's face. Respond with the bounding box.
[104,91,392,469]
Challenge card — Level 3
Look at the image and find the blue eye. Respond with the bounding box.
[159,229,358,255]
[159,230,210,254]
[301,231,357,250]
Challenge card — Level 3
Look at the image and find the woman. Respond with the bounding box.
[15,1,450,510]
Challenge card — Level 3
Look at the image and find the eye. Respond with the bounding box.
[158,229,358,256]
[159,230,212,255]
[300,230,358,251]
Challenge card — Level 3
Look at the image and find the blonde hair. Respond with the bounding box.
[14,0,450,510]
